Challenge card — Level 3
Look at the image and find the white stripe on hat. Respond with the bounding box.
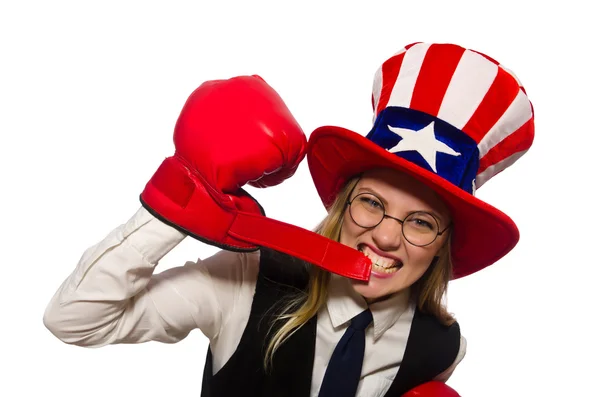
[371,48,408,120]
[372,66,383,119]
[386,42,431,108]
[475,149,529,188]
[478,89,532,158]
[438,50,499,129]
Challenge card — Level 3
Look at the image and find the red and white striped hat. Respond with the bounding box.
[307,42,535,278]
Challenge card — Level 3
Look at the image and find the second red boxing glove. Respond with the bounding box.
[401,381,460,397]
[140,75,371,281]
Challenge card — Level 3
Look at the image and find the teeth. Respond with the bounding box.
[358,246,400,269]
[373,263,399,274]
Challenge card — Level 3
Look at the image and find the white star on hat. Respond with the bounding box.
[387,121,461,173]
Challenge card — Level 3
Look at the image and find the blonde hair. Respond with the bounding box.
[264,176,455,369]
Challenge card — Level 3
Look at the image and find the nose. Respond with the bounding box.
[371,217,402,251]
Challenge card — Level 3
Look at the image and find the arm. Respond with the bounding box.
[43,206,258,347]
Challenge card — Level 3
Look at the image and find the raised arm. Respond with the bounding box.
[43,207,259,347]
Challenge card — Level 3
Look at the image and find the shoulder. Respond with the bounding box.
[414,307,461,336]
[257,248,311,289]
[191,250,263,316]
[198,248,309,298]
[199,249,261,283]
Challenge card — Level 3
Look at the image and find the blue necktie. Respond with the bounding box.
[318,309,373,397]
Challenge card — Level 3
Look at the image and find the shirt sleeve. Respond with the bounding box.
[43,206,260,347]
[433,335,467,383]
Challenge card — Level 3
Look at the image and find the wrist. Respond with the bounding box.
[124,206,186,264]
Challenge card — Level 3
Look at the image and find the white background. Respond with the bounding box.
[1,1,598,396]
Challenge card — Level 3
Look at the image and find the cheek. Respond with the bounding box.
[339,211,363,246]
[395,256,432,286]
[400,245,439,280]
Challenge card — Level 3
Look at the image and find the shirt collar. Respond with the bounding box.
[326,274,411,341]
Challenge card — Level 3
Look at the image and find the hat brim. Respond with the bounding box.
[307,125,519,279]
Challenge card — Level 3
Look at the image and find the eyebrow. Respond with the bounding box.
[355,186,445,223]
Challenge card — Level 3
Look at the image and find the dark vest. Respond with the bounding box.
[201,248,460,397]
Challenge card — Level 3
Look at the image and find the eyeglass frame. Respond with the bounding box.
[345,192,452,247]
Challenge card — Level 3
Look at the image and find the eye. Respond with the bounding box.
[359,196,383,209]
[405,212,437,231]
[410,218,434,230]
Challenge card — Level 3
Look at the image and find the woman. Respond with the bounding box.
[43,42,534,397]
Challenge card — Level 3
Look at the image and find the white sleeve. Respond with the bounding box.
[42,206,259,347]
[433,335,467,383]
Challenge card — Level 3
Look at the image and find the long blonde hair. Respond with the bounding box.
[264,176,455,369]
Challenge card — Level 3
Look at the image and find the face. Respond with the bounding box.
[339,168,451,301]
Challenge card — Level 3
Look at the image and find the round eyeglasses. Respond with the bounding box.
[346,193,451,247]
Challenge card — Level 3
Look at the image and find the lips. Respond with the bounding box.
[358,244,403,275]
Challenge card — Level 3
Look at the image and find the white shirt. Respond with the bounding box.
[43,207,466,397]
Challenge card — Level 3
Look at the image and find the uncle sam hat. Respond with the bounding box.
[307,42,535,279]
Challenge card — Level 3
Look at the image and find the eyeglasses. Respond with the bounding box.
[346,193,451,247]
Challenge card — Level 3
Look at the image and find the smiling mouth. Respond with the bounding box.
[358,244,403,274]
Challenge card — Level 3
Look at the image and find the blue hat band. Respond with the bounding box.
[366,107,480,194]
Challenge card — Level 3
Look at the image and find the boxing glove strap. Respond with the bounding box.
[229,211,372,281]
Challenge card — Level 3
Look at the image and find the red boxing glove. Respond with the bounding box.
[401,382,461,397]
[140,75,371,281]
[402,381,460,397]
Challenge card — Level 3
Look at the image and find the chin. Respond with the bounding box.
[351,279,395,301]
[351,271,412,301]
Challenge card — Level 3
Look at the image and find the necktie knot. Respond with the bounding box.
[350,309,373,331]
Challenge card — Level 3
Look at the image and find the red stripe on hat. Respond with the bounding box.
[462,67,521,143]
[410,44,465,116]
[478,116,534,173]
[376,52,407,116]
